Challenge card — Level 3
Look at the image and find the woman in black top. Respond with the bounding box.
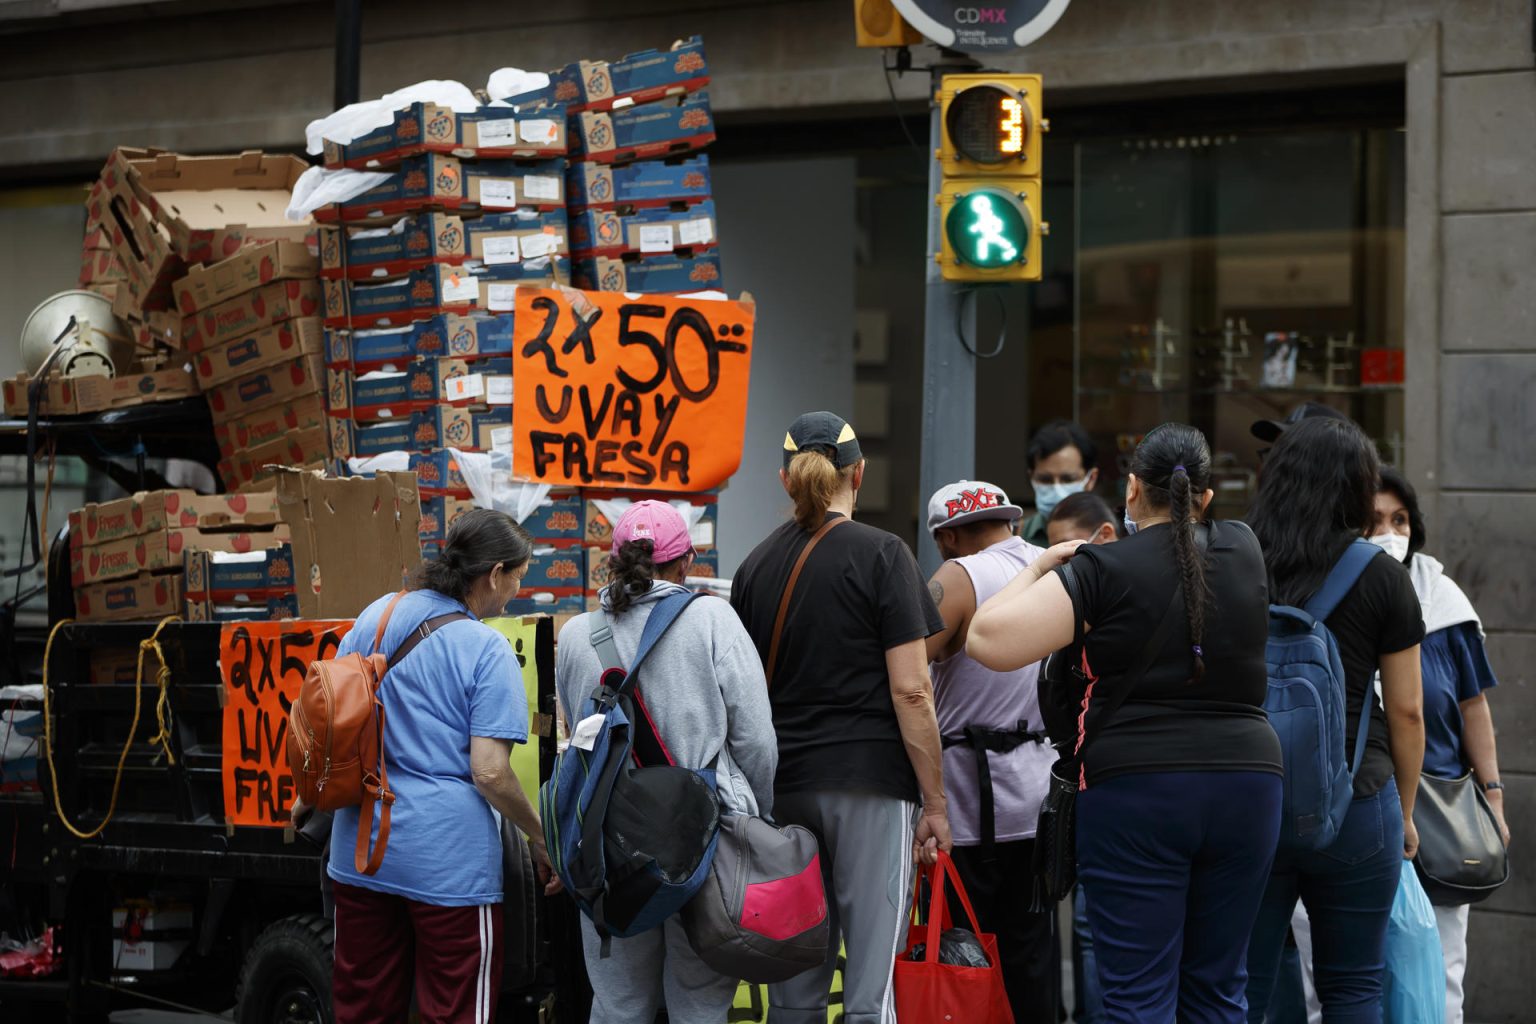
[970,424,1282,1024]
[1242,417,1425,1023]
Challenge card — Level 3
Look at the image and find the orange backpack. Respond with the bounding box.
[287,591,465,874]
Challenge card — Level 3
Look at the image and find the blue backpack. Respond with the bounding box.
[540,592,720,949]
[1265,539,1379,851]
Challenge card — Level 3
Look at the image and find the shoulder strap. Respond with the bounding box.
[1059,563,1086,649]
[1304,539,1379,623]
[370,590,408,656]
[766,516,849,686]
[1079,586,1185,757]
[589,590,701,684]
[387,611,471,670]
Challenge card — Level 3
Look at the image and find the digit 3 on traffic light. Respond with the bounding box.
[936,73,1047,283]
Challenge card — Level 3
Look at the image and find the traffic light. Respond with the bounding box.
[936,74,1046,283]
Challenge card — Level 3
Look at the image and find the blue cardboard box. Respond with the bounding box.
[419,495,474,543]
[570,199,716,257]
[408,449,470,496]
[317,155,567,223]
[323,101,568,169]
[519,490,585,546]
[326,314,516,370]
[502,593,586,617]
[575,252,723,294]
[572,91,715,163]
[566,154,711,211]
[319,209,569,280]
[328,357,512,419]
[501,36,709,112]
[333,405,512,459]
[323,262,567,329]
[183,546,297,598]
[523,547,587,591]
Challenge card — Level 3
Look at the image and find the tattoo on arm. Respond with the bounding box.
[928,579,944,605]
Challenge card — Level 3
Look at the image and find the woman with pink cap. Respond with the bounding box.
[553,499,777,1024]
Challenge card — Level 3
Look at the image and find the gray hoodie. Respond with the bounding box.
[554,581,777,818]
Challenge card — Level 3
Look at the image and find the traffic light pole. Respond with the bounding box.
[917,60,978,576]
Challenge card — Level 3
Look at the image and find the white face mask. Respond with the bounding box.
[1033,479,1087,520]
[1369,532,1410,563]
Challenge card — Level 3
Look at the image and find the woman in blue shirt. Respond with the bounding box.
[1372,469,1510,1024]
[328,508,557,1024]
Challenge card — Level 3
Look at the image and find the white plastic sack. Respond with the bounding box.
[286,166,393,221]
[305,79,482,155]
[450,449,551,523]
[1,709,38,762]
[486,68,550,104]
[592,498,710,534]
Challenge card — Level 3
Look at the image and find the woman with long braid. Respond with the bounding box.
[969,423,1282,1023]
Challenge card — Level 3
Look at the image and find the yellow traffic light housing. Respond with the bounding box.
[936,74,1046,282]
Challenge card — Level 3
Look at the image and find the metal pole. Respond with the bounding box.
[917,63,977,576]
[334,0,362,110]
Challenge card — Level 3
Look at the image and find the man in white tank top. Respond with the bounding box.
[924,480,1057,1024]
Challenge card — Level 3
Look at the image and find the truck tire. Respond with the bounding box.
[235,913,333,1024]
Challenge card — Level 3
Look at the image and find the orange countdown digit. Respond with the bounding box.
[1000,98,1024,154]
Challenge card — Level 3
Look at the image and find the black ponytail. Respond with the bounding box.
[605,539,656,615]
[1130,423,1214,683]
[411,507,531,603]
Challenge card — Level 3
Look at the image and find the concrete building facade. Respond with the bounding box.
[0,1,1530,1017]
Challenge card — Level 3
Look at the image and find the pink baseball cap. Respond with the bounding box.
[611,500,694,563]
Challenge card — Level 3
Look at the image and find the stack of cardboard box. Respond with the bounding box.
[67,490,296,623]
[173,239,333,490]
[507,36,722,294]
[78,183,130,303]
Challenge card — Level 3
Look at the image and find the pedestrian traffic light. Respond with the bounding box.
[936,74,1046,282]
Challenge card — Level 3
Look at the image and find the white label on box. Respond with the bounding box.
[491,426,514,454]
[479,180,518,209]
[519,232,560,259]
[570,713,605,751]
[445,374,485,402]
[482,236,521,265]
[441,271,479,303]
[476,119,522,147]
[679,217,715,247]
[690,520,715,546]
[487,283,519,312]
[523,175,561,201]
[486,377,514,405]
[519,119,559,144]
[639,224,675,254]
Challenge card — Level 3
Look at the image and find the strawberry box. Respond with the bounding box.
[220,427,333,489]
[173,240,319,314]
[184,545,296,599]
[193,317,325,390]
[183,279,323,352]
[318,209,569,280]
[314,155,566,223]
[326,314,515,369]
[570,200,716,258]
[322,101,567,170]
[499,36,709,113]
[575,252,722,294]
[214,395,329,458]
[74,573,185,623]
[205,354,325,422]
[69,490,196,546]
[70,367,200,413]
[571,91,715,164]
[72,524,292,586]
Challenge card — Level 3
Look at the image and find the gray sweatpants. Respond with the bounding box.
[768,789,920,1024]
[581,914,737,1024]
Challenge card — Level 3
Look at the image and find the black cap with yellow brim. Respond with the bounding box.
[783,411,863,471]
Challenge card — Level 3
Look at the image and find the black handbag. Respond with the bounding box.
[1030,563,1184,909]
[1413,771,1508,906]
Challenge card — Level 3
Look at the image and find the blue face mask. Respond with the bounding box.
[1123,510,1138,536]
[1034,479,1087,520]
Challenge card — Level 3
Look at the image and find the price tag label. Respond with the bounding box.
[445,373,486,402]
[442,271,479,303]
[482,236,521,265]
[479,180,518,208]
[638,224,675,254]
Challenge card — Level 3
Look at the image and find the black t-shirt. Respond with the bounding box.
[1317,550,1425,796]
[1046,520,1282,786]
[730,512,944,803]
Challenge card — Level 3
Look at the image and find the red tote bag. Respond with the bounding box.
[893,851,1015,1024]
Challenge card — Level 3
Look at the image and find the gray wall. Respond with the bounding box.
[712,157,856,576]
[0,198,89,379]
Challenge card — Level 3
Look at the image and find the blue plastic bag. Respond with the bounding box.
[1382,860,1445,1023]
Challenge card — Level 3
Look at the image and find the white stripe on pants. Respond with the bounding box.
[1434,903,1469,1024]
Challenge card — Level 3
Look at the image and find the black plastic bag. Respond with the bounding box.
[908,927,991,969]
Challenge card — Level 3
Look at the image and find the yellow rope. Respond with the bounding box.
[42,615,182,839]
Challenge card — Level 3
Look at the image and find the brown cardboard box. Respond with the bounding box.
[71,524,291,586]
[205,354,325,422]
[193,317,325,390]
[75,573,185,623]
[88,648,140,684]
[3,373,82,416]
[163,492,280,530]
[276,470,422,619]
[69,490,197,545]
[222,427,333,489]
[214,395,328,458]
[94,148,312,315]
[183,279,324,352]
[5,366,199,417]
[173,240,320,314]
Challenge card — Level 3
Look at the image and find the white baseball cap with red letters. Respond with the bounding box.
[926,479,1024,535]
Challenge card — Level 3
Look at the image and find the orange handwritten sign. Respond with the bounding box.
[513,286,754,492]
[220,620,352,827]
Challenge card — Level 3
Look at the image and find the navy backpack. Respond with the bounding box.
[1264,538,1380,851]
[541,591,720,950]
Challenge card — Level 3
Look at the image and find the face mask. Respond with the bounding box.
[1034,479,1087,520]
[1370,532,1410,563]
[1123,511,1138,536]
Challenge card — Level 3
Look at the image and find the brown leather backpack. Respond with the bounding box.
[287,590,466,875]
